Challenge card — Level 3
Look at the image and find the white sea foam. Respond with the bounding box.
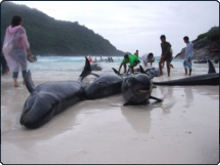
[27,56,218,81]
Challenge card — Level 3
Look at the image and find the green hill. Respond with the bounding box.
[1,2,125,56]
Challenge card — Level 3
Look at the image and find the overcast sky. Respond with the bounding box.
[11,1,219,56]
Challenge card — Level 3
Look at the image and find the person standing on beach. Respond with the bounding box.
[159,35,172,77]
[183,36,194,76]
[118,54,140,74]
[2,15,33,87]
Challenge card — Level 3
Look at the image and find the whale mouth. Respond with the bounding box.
[135,88,150,93]
[138,89,149,93]
[20,110,30,125]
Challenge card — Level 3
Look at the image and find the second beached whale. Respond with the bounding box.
[153,60,219,86]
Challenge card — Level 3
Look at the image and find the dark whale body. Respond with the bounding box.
[20,57,91,129]
[153,60,219,86]
[85,73,122,99]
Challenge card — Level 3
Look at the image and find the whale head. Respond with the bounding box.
[20,90,57,129]
[122,73,155,105]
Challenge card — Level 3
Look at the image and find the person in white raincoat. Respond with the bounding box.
[2,15,33,87]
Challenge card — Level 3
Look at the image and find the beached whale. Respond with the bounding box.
[91,63,102,71]
[153,60,219,86]
[20,57,91,129]
[121,66,163,105]
[85,73,122,99]
[111,66,163,105]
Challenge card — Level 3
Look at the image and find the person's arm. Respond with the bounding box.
[152,57,155,62]
[127,66,131,74]
[20,32,32,58]
[26,48,32,57]
[144,62,147,67]
[118,63,123,74]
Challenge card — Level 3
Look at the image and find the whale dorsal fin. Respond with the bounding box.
[25,70,36,93]
[112,68,121,75]
[139,65,145,73]
[79,57,92,79]
[207,59,216,74]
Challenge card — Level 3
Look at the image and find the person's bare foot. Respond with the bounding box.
[14,84,19,87]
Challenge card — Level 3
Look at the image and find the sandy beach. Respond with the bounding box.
[1,60,219,164]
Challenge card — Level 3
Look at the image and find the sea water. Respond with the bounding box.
[27,55,218,81]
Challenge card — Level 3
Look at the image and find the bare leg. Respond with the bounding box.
[189,68,192,76]
[123,63,127,73]
[185,68,187,75]
[127,67,131,74]
[166,61,171,77]
[131,67,134,73]
[159,57,165,76]
[14,78,19,87]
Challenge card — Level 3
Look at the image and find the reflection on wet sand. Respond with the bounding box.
[120,101,163,134]
[194,86,219,100]
[184,87,194,108]
[1,82,84,148]
[2,103,83,149]
[158,86,175,114]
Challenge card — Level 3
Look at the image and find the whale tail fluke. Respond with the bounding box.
[79,57,92,79]
[207,59,216,74]
[24,70,36,93]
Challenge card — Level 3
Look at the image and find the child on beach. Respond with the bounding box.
[183,36,194,76]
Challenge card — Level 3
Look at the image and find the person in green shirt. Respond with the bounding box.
[118,54,140,74]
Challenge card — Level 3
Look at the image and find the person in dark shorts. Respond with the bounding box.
[159,35,172,77]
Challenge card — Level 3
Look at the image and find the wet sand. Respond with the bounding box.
[1,72,219,164]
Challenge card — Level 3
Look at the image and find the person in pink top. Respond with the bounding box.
[2,15,33,87]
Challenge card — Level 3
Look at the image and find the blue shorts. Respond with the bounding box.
[183,60,192,69]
